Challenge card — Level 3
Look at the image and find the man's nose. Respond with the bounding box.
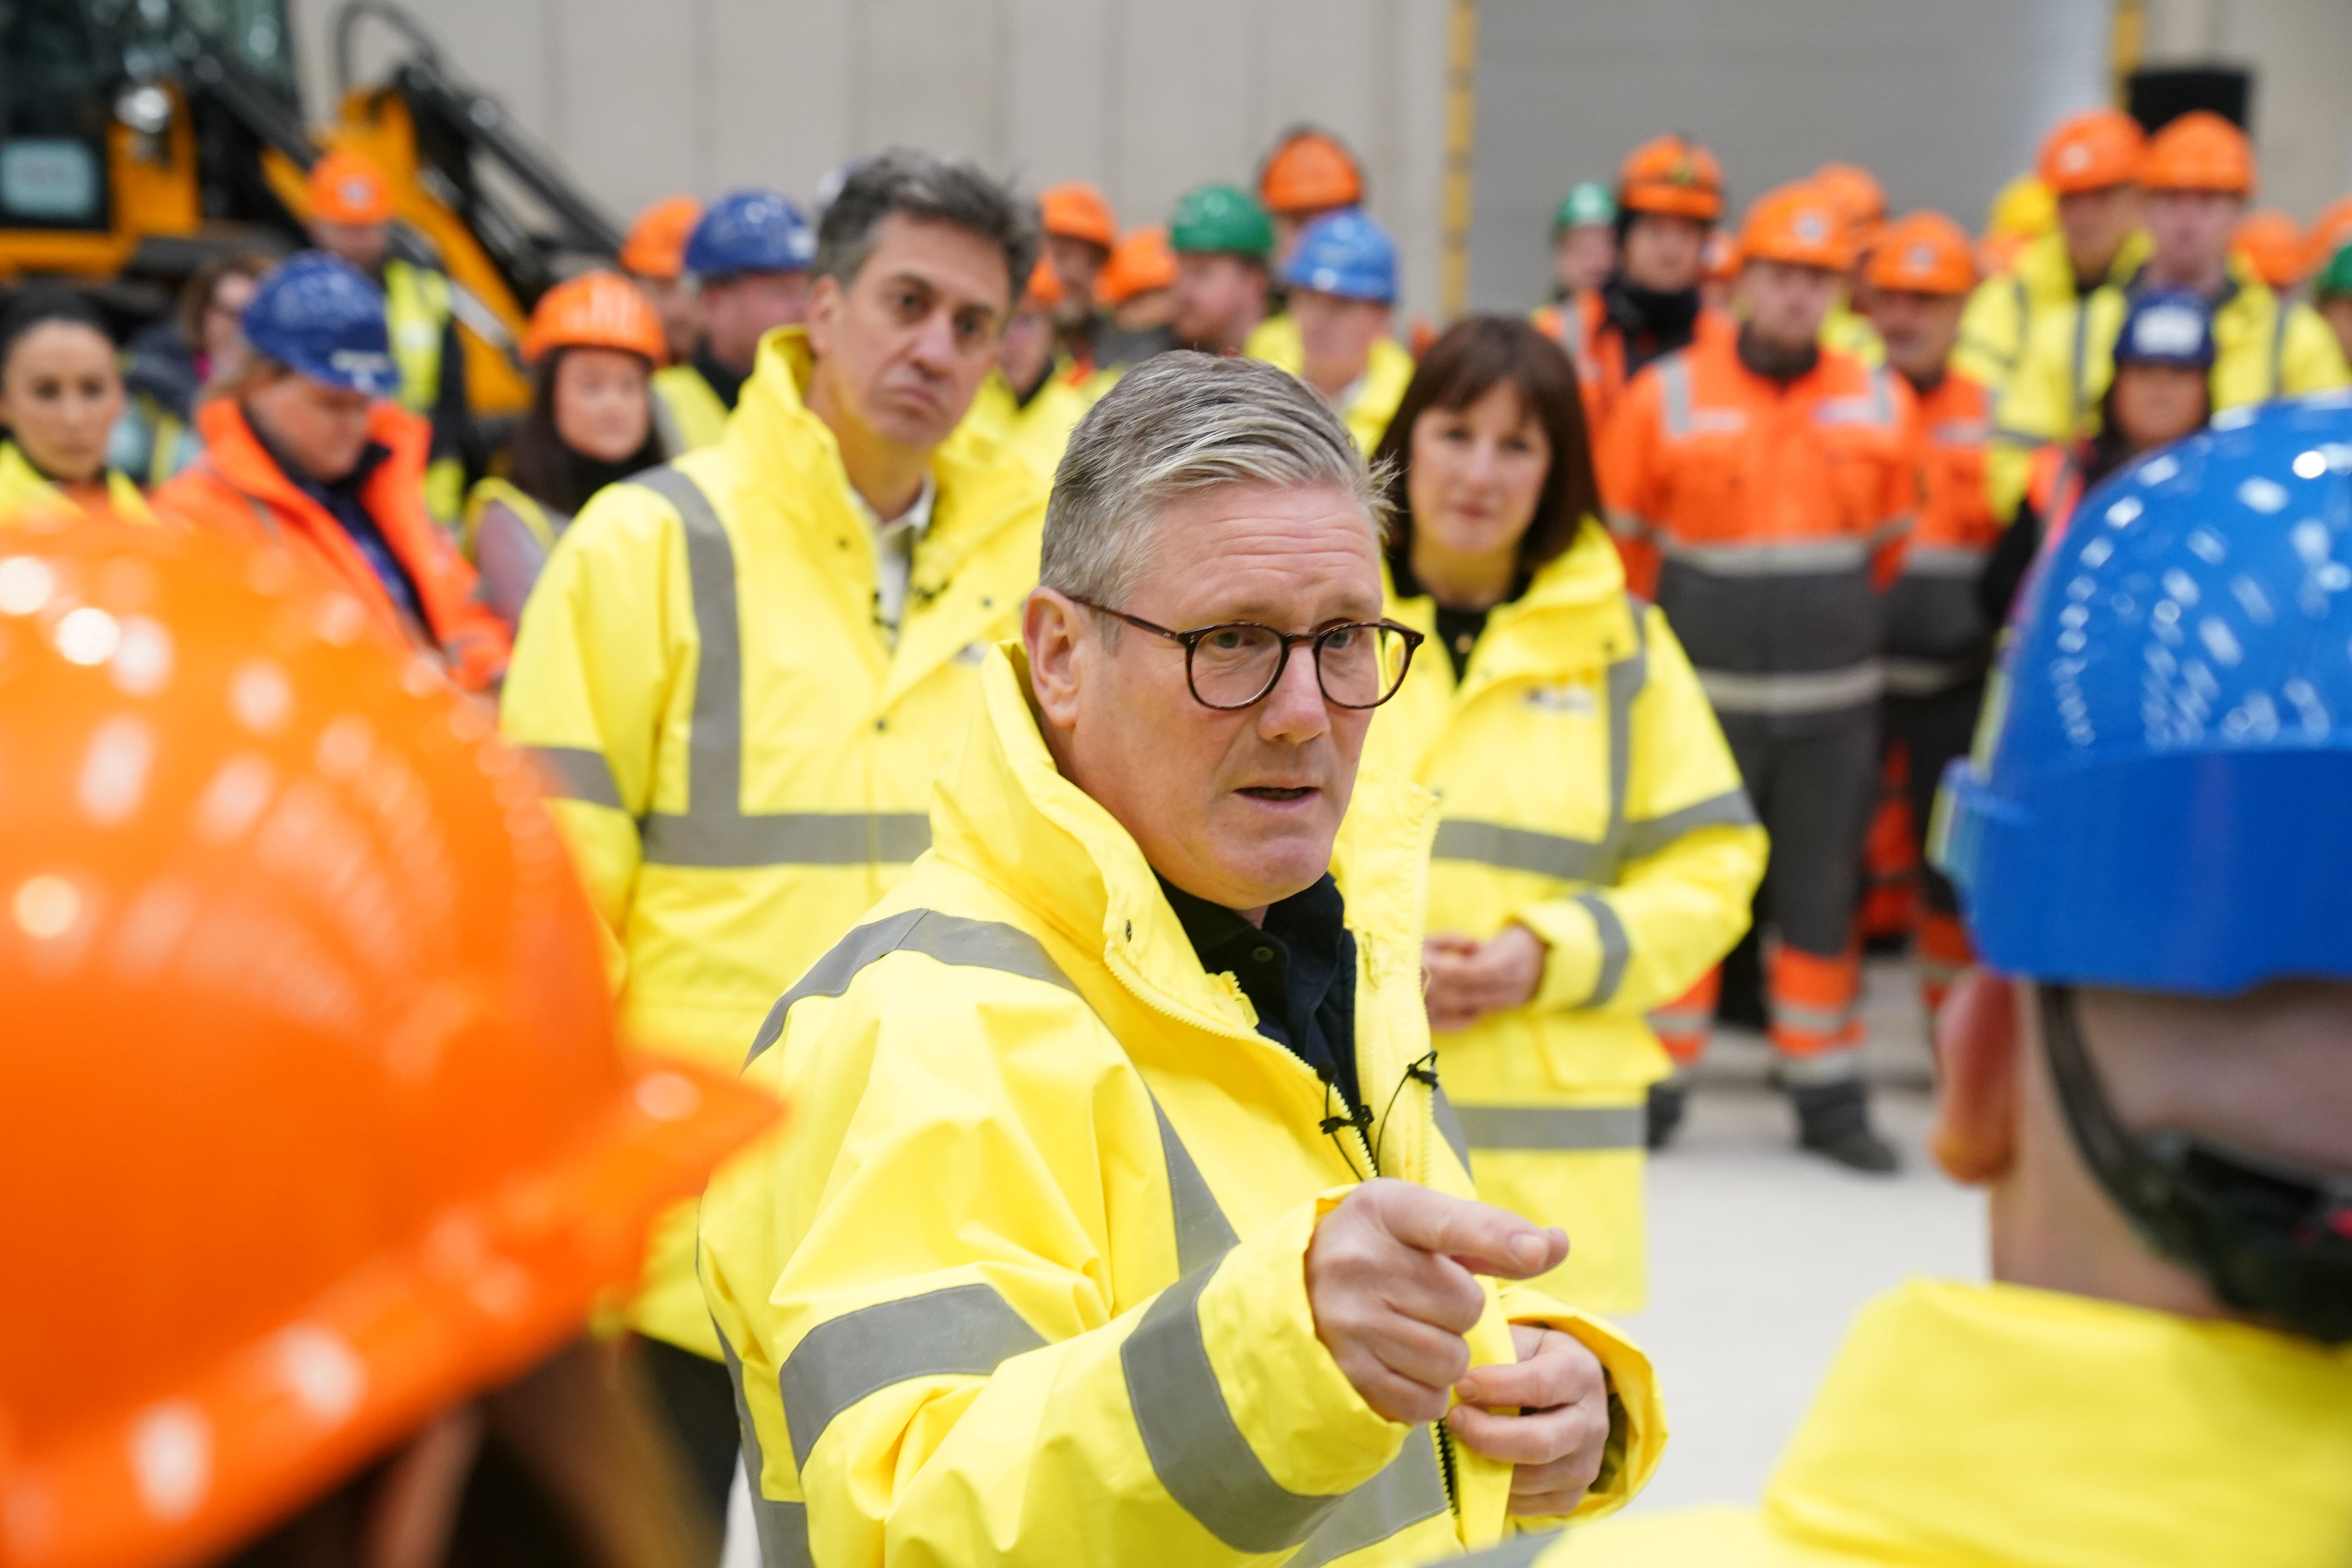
[1256,640,1333,744]
[907,309,959,373]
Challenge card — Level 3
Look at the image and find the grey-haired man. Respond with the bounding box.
[701,353,1663,1568]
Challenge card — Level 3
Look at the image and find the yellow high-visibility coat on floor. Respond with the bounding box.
[499,325,1047,1356]
[1368,523,1764,1312]
[650,360,733,454]
[699,644,1667,1568]
[1456,1278,2352,1568]
[0,441,156,526]
[1249,310,1418,456]
[1988,253,2351,517]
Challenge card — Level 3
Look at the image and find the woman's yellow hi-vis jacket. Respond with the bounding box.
[499,327,1048,1356]
[1368,524,1765,1312]
[699,645,1665,1568]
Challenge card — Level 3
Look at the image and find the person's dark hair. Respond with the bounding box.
[508,347,664,516]
[2087,364,2213,488]
[175,250,278,348]
[1370,315,1601,583]
[0,288,114,383]
[812,147,1039,308]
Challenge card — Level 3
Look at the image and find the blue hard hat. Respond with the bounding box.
[684,189,815,278]
[240,252,396,397]
[1281,208,1398,304]
[1935,393,2352,994]
[2114,287,2217,371]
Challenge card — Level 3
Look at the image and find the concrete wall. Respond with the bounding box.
[292,0,1456,322]
[1466,0,2112,312]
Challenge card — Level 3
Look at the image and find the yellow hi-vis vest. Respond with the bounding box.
[948,359,1100,484]
[498,325,1047,1356]
[698,644,1668,1568]
[0,441,156,526]
[1368,523,1764,1312]
[650,361,733,454]
[1473,1278,2352,1568]
[1248,310,1418,456]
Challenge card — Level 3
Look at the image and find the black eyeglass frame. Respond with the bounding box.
[1067,596,1425,711]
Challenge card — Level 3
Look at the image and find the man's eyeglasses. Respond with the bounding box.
[1069,597,1423,711]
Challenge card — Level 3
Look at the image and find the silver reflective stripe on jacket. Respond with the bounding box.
[780,1283,1049,1469]
[628,464,933,869]
[1815,366,1898,428]
[1661,537,1873,576]
[746,907,1078,1065]
[1698,661,1882,715]
[1882,655,1985,697]
[716,1321,817,1568]
[1452,1103,1645,1151]
[1898,544,1989,579]
[531,744,623,809]
[1120,1260,1450,1556]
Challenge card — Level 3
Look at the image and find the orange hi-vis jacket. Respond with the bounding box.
[1881,370,2001,701]
[156,399,510,692]
[1536,294,1740,443]
[1600,332,1919,733]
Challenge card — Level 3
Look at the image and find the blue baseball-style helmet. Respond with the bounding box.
[2113,287,2217,371]
[240,252,397,397]
[683,189,816,278]
[1936,393,2352,995]
[1281,209,1399,305]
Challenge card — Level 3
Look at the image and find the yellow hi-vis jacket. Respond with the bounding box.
[650,361,734,454]
[1953,225,2153,395]
[0,441,156,526]
[1461,1278,2352,1568]
[499,325,1047,1356]
[1367,524,1764,1313]
[698,644,1666,1568]
[1987,253,2352,517]
[1249,310,1418,456]
[949,359,1099,484]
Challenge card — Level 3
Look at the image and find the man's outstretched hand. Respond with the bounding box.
[1304,1179,1569,1425]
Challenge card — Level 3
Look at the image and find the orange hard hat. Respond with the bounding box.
[0,524,777,1568]
[619,194,702,279]
[1259,129,1363,216]
[1022,250,1065,311]
[2305,196,2352,276]
[1813,162,1887,230]
[1866,210,1978,296]
[1618,134,1724,222]
[305,151,393,226]
[2231,208,2308,290]
[1098,225,1177,305]
[1039,183,1117,250]
[1739,181,1856,272]
[2036,107,2147,194]
[522,270,669,365]
[2143,110,2256,196]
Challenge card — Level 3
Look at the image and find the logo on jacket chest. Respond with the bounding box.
[1524,684,1598,716]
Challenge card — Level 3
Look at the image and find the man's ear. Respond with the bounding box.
[803,274,844,359]
[1023,588,1084,731]
[1930,968,2022,1186]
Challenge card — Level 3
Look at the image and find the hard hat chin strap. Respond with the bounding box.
[2039,985,2352,1344]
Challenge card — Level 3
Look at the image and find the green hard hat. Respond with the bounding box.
[1554,181,1617,234]
[2318,241,2352,301]
[1171,183,1274,261]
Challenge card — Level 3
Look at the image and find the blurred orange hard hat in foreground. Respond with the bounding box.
[0,523,777,1568]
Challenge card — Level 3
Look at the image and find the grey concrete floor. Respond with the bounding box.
[1611,958,1987,1514]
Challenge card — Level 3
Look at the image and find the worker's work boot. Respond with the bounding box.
[1790,1079,1900,1174]
[1646,1080,1689,1150]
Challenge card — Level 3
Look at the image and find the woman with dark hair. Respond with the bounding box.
[1365,314,1764,1312]
[0,289,156,526]
[466,272,668,629]
[111,250,275,485]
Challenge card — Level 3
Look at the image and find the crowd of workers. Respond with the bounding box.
[2,96,2348,1568]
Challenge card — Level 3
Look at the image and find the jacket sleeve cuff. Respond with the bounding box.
[1494,1283,1666,1521]
[1192,1191,1410,1497]
[1515,900,1604,1013]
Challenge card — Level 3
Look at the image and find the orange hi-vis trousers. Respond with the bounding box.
[1653,941,1864,1074]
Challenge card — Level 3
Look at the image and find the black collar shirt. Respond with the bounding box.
[1157,872,1362,1116]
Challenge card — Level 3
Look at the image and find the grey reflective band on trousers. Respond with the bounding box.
[746,907,1078,1066]
[1698,661,1883,715]
[780,1283,1049,1469]
[1883,655,1985,698]
[1451,1103,1646,1151]
[715,1320,816,1568]
[1120,1260,1450,1557]
[623,465,934,869]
